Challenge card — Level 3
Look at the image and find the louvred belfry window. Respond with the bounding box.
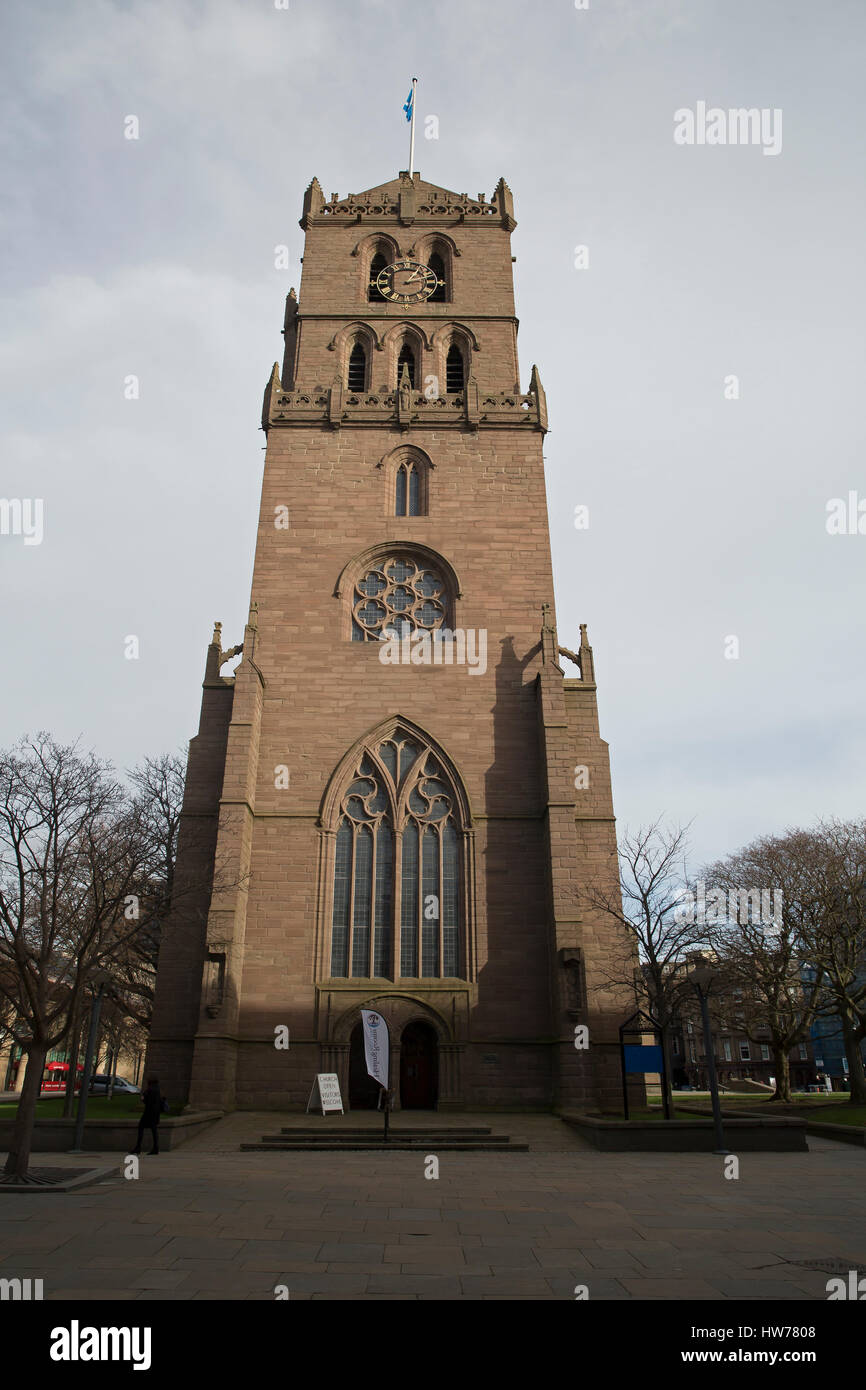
[347,342,366,391]
[427,251,446,302]
[369,252,387,302]
[446,343,465,392]
[351,554,446,641]
[396,343,416,388]
[329,737,462,979]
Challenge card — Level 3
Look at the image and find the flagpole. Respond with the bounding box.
[408,76,418,177]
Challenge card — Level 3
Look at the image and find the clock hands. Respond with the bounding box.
[375,261,435,301]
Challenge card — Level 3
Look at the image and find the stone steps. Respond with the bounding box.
[240,1124,529,1153]
[240,1139,530,1152]
[277,1125,494,1138]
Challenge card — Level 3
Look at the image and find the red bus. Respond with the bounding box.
[41,1061,83,1093]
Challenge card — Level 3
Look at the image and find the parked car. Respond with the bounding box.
[88,1074,141,1095]
[41,1064,141,1096]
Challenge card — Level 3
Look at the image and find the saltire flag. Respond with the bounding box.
[403,87,414,123]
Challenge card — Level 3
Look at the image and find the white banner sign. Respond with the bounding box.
[361,1009,389,1089]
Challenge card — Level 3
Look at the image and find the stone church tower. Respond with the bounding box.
[147,171,633,1113]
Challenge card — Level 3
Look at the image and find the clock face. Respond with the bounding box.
[375,259,440,305]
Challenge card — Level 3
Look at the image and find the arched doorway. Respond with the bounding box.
[400,1021,438,1109]
[348,1023,382,1109]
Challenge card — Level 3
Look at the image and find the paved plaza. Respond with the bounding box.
[1,1114,864,1300]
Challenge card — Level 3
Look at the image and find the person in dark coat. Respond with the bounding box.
[132,1077,163,1155]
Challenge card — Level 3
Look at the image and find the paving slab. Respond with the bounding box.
[530,1249,595,1271]
[129,1270,189,1290]
[366,1274,463,1295]
[49,1288,143,1300]
[459,1274,552,1295]
[383,1245,467,1268]
[708,1279,816,1299]
[617,1278,722,1299]
[157,1236,244,1260]
[545,1274,631,1298]
[317,1242,385,1262]
[241,1259,324,1275]
[237,1238,326,1261]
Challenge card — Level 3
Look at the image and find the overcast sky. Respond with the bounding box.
[1,0,864,869]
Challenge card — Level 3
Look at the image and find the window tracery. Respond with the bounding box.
[395,460,422,515]
[351,554,447,641]
[330,737,462,979]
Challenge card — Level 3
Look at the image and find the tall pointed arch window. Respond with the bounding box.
[395,459,422,516]
[369,251,388,302]
[329,735,463,979]
[446,343,465,392]
[427,251,447,302]
[347,341,367,392]
[396,343,416,388]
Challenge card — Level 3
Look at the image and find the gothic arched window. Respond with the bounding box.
[351,553,447,641]
[329,737,463,979]
[395,460,422,516]
[347,341,367,392]
[446,343,465,392]
[427,251,446,302]
[369,252,388,302]
[397,343,416,388]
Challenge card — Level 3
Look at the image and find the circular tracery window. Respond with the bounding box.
[351,555,447,641]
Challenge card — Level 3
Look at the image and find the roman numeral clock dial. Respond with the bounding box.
[374,258,440,305]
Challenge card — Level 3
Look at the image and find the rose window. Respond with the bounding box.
[351,555,447,641]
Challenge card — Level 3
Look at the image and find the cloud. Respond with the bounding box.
[588,0,696,51]
[1,0,864,868]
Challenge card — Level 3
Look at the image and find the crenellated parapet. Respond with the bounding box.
[300,171,516,231]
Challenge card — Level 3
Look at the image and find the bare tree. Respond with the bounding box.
[0,736,169,1181]
[129,752,185,904]
[801,819,866,1104]
[706,820,866,1105]
[92,753,188,1061]
[578,819,708,1116]
[0,980,18,1089]
[704,830,825,1102]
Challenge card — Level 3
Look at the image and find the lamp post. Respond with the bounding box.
[69,971,109,1154]
[687,965,729,1155]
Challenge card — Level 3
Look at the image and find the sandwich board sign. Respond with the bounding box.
[306,1073,344,1115]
